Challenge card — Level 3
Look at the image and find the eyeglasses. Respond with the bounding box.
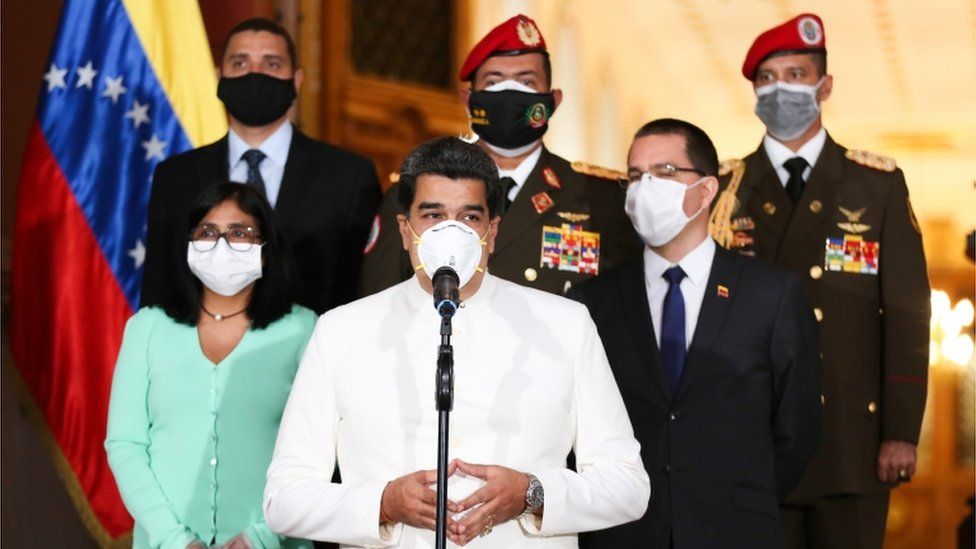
[189,223,262,252]
[617,163,707,188]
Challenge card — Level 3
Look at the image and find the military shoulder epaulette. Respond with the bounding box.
[718,158,745,177]
[571,161,625,181]
[845,149,897,172]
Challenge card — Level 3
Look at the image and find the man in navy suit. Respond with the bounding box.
[573,119,823,548]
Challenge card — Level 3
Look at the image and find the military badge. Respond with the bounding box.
[526,103,550,129]
[762,202,777,216]
[733,232,754,248]
[837,206,871,234]
[798,16,823,45]
[542,167,561,189]
[531,192,554,214]
[516,18,542,47]
[731,216,755,231]
[557,211,590,223]
[717,285,730,298]
[541,224,600,275]
[824,235,879,275]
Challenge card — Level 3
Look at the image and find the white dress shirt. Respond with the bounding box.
[763,127,826,186]
[228,121,293,207]
[497,146,542,203]
[264,273,649,548]
[644,237,716,348]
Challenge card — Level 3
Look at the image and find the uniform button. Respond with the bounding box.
[820,394,826,405]
[814,307,823,322]
[868,401,877,413]
[809,265,823,280]
[763,202,777,215]
[563,280,572,294]
[524,268,538,282]
[879,308,884,315]
[809,200,823,213]
[210,458,217,466]
[661,464,671,473]
[669,411,679,421]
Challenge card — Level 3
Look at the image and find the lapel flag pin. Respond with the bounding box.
[717,285,729,298]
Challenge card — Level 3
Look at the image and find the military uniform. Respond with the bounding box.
[710,135,930,544]
[359,146,642,296]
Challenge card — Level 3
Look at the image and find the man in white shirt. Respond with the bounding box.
[572,118,822,548]
[265,137,649,548]
[708,14,930,549]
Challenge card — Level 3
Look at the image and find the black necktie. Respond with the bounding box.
[660,266,687,395]
[500,176,517,214]
[242,149,267,198]
[784,157,808,206]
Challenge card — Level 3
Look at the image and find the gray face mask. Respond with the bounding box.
[754,77,824,141]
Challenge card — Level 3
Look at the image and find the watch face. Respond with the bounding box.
[526,475,544,509]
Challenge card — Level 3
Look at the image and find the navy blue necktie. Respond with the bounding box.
[242,149,267,198]
[660,266,687,394]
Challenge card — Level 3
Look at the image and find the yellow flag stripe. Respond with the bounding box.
[121,0,226,148]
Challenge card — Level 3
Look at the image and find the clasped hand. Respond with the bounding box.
[379,459,531,546]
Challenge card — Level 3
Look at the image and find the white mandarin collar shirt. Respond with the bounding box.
[265,273,649,548]
[763,127,826,187]
[227,121,293,207]
[644,237,716,349]
[497,146,542,203]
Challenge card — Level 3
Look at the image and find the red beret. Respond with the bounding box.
[459,14,548,82]
[742,13,826,80]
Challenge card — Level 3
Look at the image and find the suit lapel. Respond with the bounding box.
[675,245,741,401]
[193,136,229,187]
[275,129,318,219]
[777,135,845,259]
[493,147,559,254]
[617,257,672,403]
[744,145,792,245]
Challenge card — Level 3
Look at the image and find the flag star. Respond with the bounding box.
[101,75,127,104]
[43,63,68,92]
[125,100,150,128]
[75,61,98,89]
[142,134,167,161]
[128,239,146,268]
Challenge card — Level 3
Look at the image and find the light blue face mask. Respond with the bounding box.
[754,77,825,141]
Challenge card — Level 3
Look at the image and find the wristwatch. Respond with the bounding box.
[524,473,544,512]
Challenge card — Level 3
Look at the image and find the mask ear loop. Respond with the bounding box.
[473,224,494,274]
[406,221,426,272]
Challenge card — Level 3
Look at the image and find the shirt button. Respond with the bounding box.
[661,464,671,473]
[210,458,217,466]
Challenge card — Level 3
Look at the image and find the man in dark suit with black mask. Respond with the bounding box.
[142,18,380,315]
[573,118,823,548]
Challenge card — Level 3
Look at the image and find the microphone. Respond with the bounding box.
[432,266,460,318]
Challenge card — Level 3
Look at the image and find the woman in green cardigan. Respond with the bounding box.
[106,183,315,549]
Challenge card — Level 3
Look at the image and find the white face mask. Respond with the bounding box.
[625,173,704,247]
[409,220,488,287]
[754,77,825,141]
[186,240,264,297]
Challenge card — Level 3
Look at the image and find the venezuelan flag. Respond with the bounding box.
[10,0,225,542]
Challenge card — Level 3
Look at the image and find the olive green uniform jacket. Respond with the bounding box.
[359,147,642,296]
[710,134,930,501]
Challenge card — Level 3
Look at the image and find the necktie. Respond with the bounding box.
[784,156,808,206]
[242,149,267,198]
[500,176,517,214]
[660,266,687,395]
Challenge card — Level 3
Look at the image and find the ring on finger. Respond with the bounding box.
[481,514,494,537]
[898,469,909,479]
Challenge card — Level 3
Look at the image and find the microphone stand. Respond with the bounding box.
[434,313,454,549]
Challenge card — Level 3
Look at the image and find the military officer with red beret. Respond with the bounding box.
[708,13,930,548]
[359,14,641,297]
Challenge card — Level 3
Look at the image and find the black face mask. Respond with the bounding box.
[217,73,297,127]
[468,89,556,150]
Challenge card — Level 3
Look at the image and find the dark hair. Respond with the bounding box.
[221,17,298,68]
[397,137,504,217]
[762,50,827,78]
[471,51,553,89]
[160,183,297,329]
[633,118,719,177]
